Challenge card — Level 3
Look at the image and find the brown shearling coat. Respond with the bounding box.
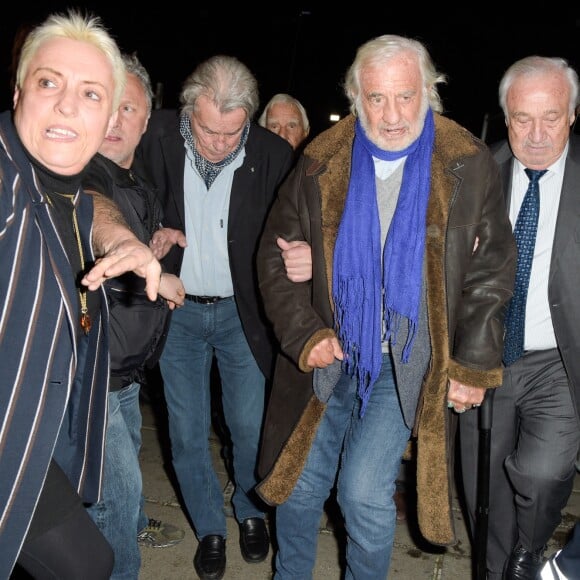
[256,113,516,546]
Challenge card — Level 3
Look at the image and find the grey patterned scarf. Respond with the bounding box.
[179,113,250,189]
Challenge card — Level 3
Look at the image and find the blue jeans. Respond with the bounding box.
[159,297,265,539]
[86,382,147,580]
[275,354,410,579]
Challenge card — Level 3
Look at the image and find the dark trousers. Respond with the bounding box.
[460,349,580,579]
[15,460,114,580]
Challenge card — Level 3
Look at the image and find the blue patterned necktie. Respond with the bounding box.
[503,168,547,366]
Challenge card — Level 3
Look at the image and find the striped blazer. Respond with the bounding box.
[0,111,110,577]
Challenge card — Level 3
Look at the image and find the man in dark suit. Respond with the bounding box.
[137,55,293,580]
[459,56,580,580]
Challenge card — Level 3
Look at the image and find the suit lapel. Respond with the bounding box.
[227,134,258,234]
[163,131,187,226]
[550,141,580,282]
[227,158,251,234]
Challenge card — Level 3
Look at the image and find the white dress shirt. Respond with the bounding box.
[508,144,568,351]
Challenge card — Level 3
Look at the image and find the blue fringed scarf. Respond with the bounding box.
[332,110,434,415]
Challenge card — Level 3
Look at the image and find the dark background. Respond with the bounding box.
[1,5,579,144]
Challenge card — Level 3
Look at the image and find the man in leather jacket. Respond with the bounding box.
[83,53,185,580]
[256,34,516,579]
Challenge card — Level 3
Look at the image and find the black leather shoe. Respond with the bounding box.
[239,517,269,563]
[193,535,226,580]
[503,544,545,580]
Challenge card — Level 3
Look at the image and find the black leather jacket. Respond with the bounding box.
[84,153,169,389]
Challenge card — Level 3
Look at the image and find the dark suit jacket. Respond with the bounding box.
[493,135,580,417]
[137,109,294,379]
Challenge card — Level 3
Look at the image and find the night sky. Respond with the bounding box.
[1,5,578,144]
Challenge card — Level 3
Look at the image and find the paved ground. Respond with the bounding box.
[138,394,580,580]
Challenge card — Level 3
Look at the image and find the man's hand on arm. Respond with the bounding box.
[278,237,312,283]
[150,227,187,260]
[159,273,185,310]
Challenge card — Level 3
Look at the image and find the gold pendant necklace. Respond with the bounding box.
[46,192,91,335]
[70,201,91,335]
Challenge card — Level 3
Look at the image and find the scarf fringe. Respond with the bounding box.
[334,276,381,415]
[334,276,365,373]
[356,365,377,417]
[385,308,417,364]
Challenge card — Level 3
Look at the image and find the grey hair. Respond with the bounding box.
[498,55,580,118]
[180,55,259,119]
[258,93,310,133]
[16,9,126,111]
[343,34,447,117]
[122,52,153,114]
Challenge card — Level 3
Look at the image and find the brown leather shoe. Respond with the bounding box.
[394,489,407,521]
[193,535,226,580]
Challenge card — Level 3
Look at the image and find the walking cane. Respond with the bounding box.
[475,388,495,580]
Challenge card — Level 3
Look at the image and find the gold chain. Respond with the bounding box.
[46,193,92,335]
[70,204,92,335]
